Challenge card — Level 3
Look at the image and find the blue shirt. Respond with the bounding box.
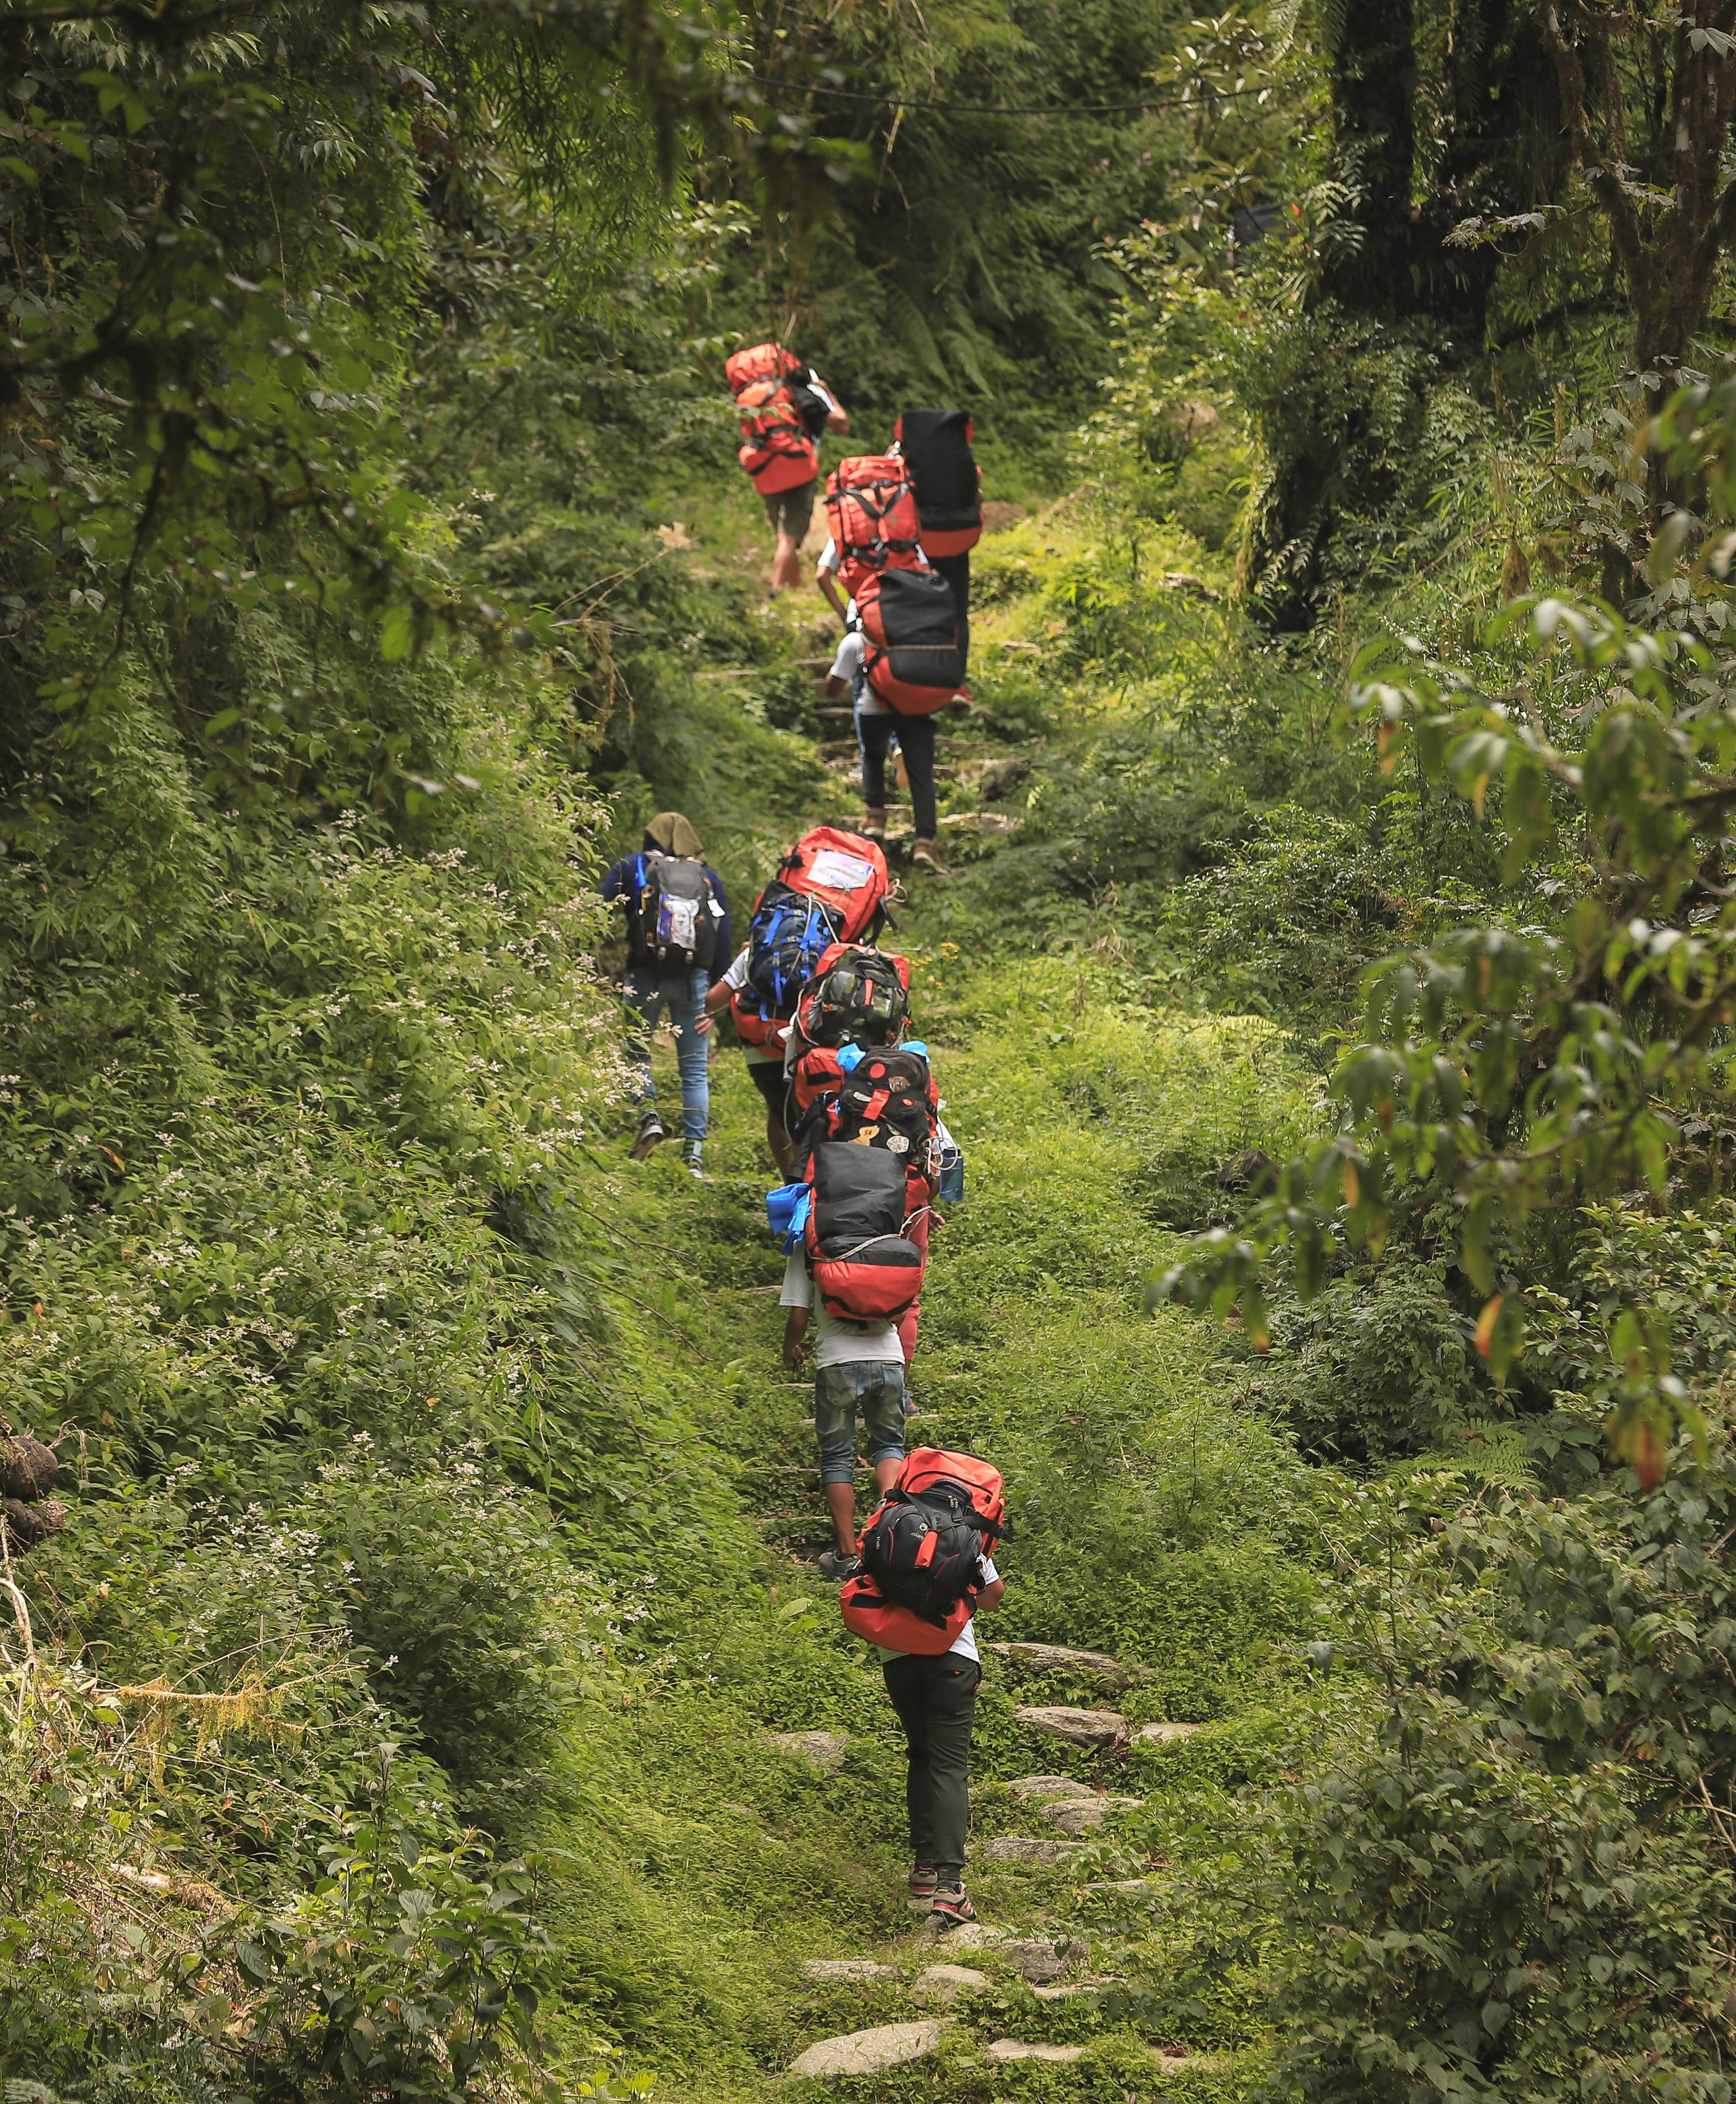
[601,856,732,982]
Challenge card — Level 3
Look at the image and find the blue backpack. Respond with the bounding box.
[731,881,842,1045]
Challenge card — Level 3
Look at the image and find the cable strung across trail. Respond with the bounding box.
[737,74,1267,118]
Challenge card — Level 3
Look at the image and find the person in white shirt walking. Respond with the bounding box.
[781,1246,906,1572]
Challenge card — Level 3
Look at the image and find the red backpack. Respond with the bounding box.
[736,377,817,495]
[856,570,966,716]
[802,1142,926,1322]
[726,341,804,394]
[840,1448,1007,1654]
[729,833,891,1050]
[825,455,924,595]
[894,410,983,557]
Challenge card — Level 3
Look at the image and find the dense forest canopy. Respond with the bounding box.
[10,0,1736,2099]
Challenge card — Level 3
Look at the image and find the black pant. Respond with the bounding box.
[882,1652,981,1882]
[859,709,937,840]
[929,551,970,673]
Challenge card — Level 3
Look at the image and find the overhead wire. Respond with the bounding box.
[734,75,1266,119]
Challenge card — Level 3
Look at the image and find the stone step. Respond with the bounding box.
[788,2020,949,2078]
[913,1963,991,2004]
[1040,1795,1141,1833]
[1014,1705,1203,1749]
[1013,1704,1124,1747]
[800,1959,898,1983]
[987,2040,1086,2063]
[1008,1773,1094,1801]
[983,1641,1151,1689]
[999,1935,1090,1984]
[978,1835,1082,1865]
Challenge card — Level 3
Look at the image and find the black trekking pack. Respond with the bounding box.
[792,942,911,1050]
[823,1047,937,1171]
[859,1491,986,1627]
[894,408,983,553]
[633,852,719,972]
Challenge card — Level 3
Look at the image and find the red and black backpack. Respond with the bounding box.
[793,942,909,1052]
[825,455,924,596]
[801,1141,926,1324]
[840,1448,1008,1654]
[730,833,890,1050]
[855,569,966,716]
[809,1046,939,1184]
[894,409,983,558]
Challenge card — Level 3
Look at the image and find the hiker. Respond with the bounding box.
[599,812,731,1175]
[838,1450,1008,1926]
[726,341,849,594]
[816,457,964,875]
[705,949,795,1175]
[781,1243,907,1582]
[824,626,949,874]
[705,827,892,1174]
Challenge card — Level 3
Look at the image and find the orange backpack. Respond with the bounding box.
[728,830,890,1050]
[736,378,818,495]
[825,455,924,595]
[839,1448,1006,1654]
[726,341,804,395]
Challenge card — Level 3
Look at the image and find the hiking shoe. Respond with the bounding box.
[629,1111,665,1160]
[930,1884,977,1927]
[908,1863,938,1902]
[817,1550,861,1581]
[682,1144,705,1180]
[911,837,949,876]
[859,806,888,842]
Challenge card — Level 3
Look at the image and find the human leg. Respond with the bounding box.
[747,1058,794,1175]
[620,964,666,1154]
[896,713,939,841]
[668,968,711,1157]
[883,1653,981,1884]
[861,1361,907,1488]
[857,708,893,813]
[814,1363,861,1553]
[765,481,814,593]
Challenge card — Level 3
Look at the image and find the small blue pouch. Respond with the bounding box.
[766,1183,812,1251]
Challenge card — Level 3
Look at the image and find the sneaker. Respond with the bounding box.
[908,1863,938,1902]
[911,837,949,876]
[629,1111,665,1160]
[859,806,888,842]
[930,1884,977,1927]
[817,1549,861,1581]
[682,1143,705,1180]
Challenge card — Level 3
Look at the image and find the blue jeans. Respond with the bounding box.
[623,964,709,1143]
[814,1359,907,1486]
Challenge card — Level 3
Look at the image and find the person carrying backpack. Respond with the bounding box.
[599,812,731,1175]
[892,408,983,671]
[838,1449,1008,1926]
[703,829,891,1173]
[726,340,849,594]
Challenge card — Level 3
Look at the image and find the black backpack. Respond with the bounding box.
[633,853,719,972]
[824,1048,936,1170]
[895,408,981,544]
[793,945,910,1048]
[859,1492,986,1626]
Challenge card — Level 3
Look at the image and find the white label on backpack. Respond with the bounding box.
[807,848,875,892]
[656,894,701,952]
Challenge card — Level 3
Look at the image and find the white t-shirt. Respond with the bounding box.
[892,1554,1000,1663]
[781,1249,905,1368]
[721,945,785,1065]
[827,627,892,721]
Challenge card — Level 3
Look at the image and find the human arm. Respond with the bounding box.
[779,1248,812,1367]
[976,1577,1005,1610]
[818,568,849,623]
[808,370,850,436]
[707,871,731,977]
